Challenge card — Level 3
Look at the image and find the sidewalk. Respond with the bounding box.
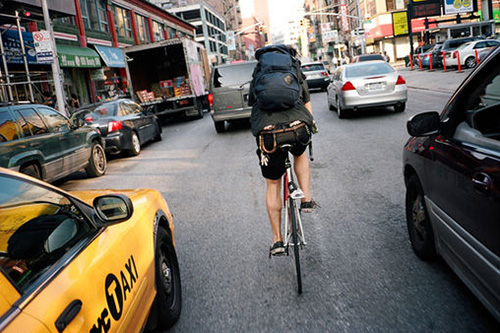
[395,64,472,94]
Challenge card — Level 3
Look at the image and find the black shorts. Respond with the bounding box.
[256,123,311,180]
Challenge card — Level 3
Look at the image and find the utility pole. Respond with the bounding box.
[41,0,66,115]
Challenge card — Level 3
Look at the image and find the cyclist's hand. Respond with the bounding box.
[311,120,319,134]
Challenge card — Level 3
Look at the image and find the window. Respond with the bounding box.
[79,0,109,32]
[212,63,257,88]
[36,108,71,133]
[0,175,92,291]
[167,27,177,39]
[181,9,201,21]
[135,14,150,43]
[114,5,132,38]
[120,101,142,116]
[152,21,165,41]
[0,111,19,143]
[17,108,48,136]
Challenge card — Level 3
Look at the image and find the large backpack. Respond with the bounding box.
[252,45,302,112]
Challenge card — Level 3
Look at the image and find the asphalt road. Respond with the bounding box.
[60,70,500,332]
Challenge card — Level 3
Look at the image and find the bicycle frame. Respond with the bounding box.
[282,153,306,251]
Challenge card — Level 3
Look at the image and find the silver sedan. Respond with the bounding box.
[327,61,407,118]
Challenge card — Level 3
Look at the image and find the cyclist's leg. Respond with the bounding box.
[266,178,282,244]
[293,152,311,203]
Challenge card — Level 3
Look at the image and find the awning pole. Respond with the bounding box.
[15,10,34,102]
[0,29,14,101]
[41,0,66,115]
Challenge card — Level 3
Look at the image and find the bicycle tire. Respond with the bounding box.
[288,197,302,294]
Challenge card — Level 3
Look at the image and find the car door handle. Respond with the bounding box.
[472,172,492,195]
[55,299,82,332]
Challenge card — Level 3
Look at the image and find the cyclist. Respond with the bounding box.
[248,44,318,256]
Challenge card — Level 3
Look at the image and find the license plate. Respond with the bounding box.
[367,82,384,90]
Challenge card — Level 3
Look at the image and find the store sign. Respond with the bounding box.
[340,5,350,33]
[392,11,409,36]
[0,28,48,65]
[33,30,53,63]
[59,54,100,68]
[443,0,475,14]
[410,0,441,18]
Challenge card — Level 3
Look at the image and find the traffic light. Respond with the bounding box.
[303,18,310,29]
[299,19,304,26]
[258,25,264,35]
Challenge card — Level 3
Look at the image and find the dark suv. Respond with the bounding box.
[403,46,500,321]
[0,104,106,182]
[209,61,257,133]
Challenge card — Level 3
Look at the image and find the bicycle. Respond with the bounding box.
[281,143,313,295]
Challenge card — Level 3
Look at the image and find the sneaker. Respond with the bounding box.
[269,241,285,257]
[300,200,320,213]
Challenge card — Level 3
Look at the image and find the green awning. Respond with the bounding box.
[56,44,102,68]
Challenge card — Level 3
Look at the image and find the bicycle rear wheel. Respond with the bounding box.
[288,197,302,294]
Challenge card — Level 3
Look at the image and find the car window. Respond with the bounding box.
[487,40,499,47]
[0,110,20,143]
[36,107,71,133]
[17,108,49,136]
[0,175,92,292]
[94,103,117,117]
[212,63,256,88]
[301,64,325,71]
[474,41,487,49]
[120,101,142,116]
[345,63,394,78]
[458,42,471,50]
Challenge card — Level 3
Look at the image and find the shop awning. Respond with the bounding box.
[56,44,101,68]
[94,45,126,68]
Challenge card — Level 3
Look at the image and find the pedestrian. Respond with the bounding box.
[42,91,55,108]
[384,51,390,62]
[68,94,80,114]
[248,44,319,257]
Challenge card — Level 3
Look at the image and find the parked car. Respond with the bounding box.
[351,53,385,63]
[0,167,182,331]
[0,103,106,182]
[444,39,500,68]
[403,45,500,322]
[209,61,257,133]
[72,98,162,156]
[440,36,480,67]
[301,61,331,91]
[413,43,442,68]
[326,61,407,118]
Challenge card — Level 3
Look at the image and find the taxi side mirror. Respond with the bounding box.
[93,194,133,224]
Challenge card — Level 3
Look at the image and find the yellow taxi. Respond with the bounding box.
[0,168,181,332]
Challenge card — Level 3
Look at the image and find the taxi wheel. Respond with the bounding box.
[155,226,182,329]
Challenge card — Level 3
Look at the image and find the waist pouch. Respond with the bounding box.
[258,122,311,154]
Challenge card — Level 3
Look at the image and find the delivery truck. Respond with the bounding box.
[123,37,210,120]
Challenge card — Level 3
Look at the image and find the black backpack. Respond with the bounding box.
[252,45,302,112]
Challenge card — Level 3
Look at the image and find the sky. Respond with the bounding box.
[240,0,303,27]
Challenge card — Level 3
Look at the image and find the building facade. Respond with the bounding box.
[1,0,195,107]
[151,0,245,63]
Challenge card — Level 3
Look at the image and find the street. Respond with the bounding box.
[59,68,500,332]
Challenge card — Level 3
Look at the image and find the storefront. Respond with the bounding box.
[55,43,102,107]
[92,45,127,101]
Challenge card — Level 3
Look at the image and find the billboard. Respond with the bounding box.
[443,0,474,14]
[410,0,441,18]
[392,11,408,36]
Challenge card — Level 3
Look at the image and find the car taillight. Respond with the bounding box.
[341,81,356,91]
[108,121,122,133]
[321,71,329,77]
[396,75,406,85]
[453,51,458,58]
[85,116,93,123]
[208,93,214,107]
